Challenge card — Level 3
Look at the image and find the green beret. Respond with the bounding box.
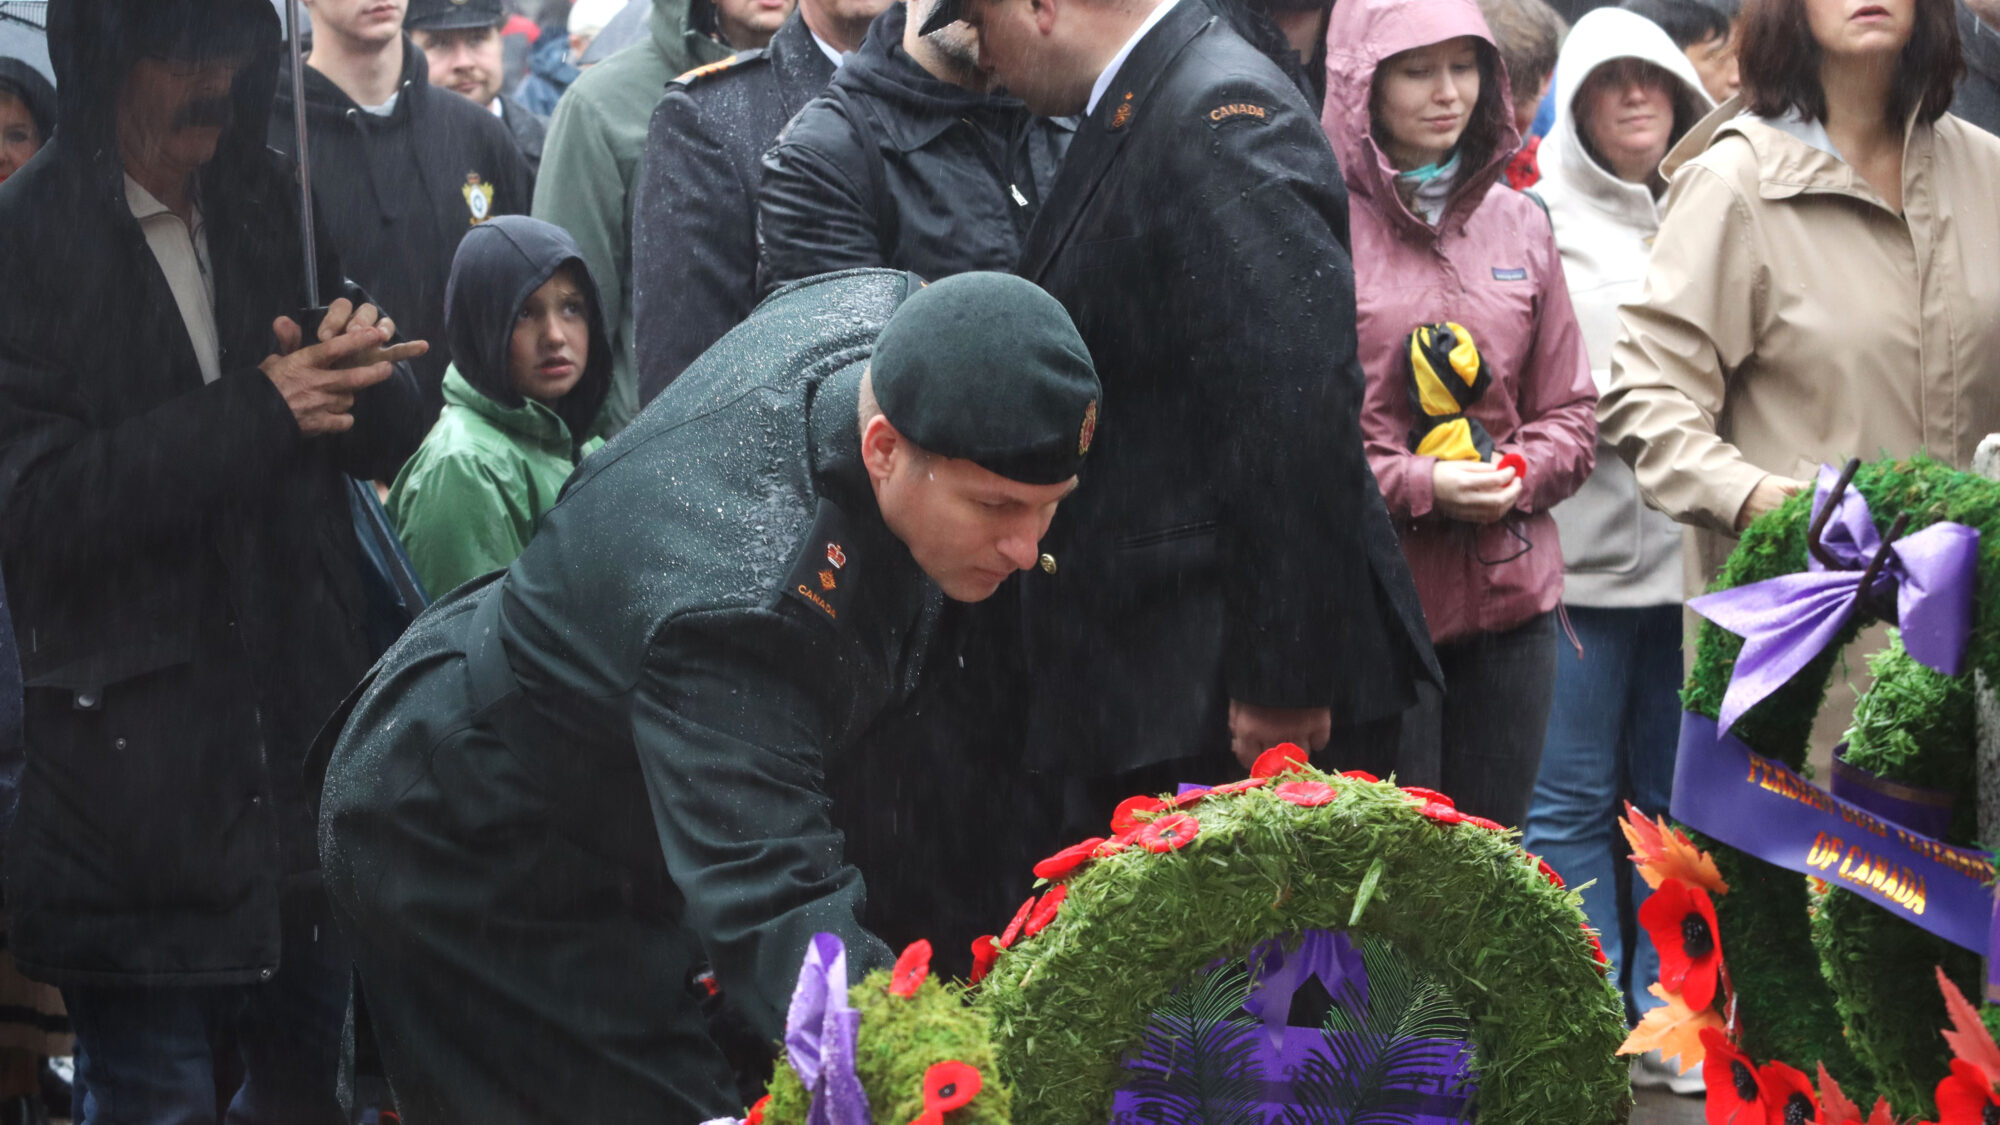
[871,273,1101,486]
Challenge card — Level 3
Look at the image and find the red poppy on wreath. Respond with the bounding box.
[889,940,932,997]
[1023,885,1068,938]
[1639,878,1724,1011]
[1582,925,1609,968]
[1276,780,1338,807]
[969,935,1000,985]
[1700,1029,1768,1125]
[745,1094,771,1125]
[1250,742,1309,778]
[1209,777,1271,796]
[1164,788,1210,810]
[1416,801,1466,825]
[1342,769,1381,782]
[1033,838,1106,881]
[997,894,1036,949]
[1136,813,1200,853]
[1402,786,1454,807]
[1110,795,1166,834]
[1934,1059,2000,1125]
[1758,1060,1822,1125]
[1462,814,1505,831]
[1533,855,1566,889]
[909,1060,983,1125]
[1095,833,1135,857]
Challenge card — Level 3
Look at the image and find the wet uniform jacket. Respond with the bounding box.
[632,11,836,401]
[1017,0,1438,778]
[386,216,612,596]
[0,0,423,985]
[271,37,535,419]
[755,2,1069,293]
[319,269,936,1125]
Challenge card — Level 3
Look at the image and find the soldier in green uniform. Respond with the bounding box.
[315,268,1099,1125]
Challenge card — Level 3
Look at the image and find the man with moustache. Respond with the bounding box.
[0,1,426,1119]
[406,0,550,172]
[631,0,893,400]
[272,0,534,421]
[930,0,1440,828]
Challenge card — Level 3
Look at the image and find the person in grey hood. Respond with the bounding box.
[387,215,612,597]
[1953,0,2000,135]
[756,0,1070,292]
[0,0,426,1119]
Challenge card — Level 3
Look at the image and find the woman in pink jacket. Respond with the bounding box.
[1322,0,1598,827]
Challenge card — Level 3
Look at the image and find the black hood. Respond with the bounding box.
[832,4,1019,120]
[273,33,430,127]
[46,0,282,192]
[0,59,56,142]
[443,215,612,445]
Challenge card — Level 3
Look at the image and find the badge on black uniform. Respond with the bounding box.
[783,499,859,624]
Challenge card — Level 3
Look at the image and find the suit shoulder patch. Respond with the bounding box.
[672,50,768,86]
[779,498,858,627]
[1205,101,1271,126]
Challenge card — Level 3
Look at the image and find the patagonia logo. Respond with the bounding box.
[1491,267,1528,281]
[1208,102,1268,124]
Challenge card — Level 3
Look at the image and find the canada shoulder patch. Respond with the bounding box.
[1205,101,1270,127]
[782,499,858,625]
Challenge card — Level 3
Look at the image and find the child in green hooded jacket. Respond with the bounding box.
[387,216,611,596]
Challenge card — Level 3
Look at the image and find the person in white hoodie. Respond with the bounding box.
[1521,5,1711,1092]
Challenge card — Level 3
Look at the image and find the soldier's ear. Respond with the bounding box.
[860,414,905,489]
[1029,0,1060,34]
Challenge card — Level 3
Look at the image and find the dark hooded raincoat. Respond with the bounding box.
[0,0,424,985]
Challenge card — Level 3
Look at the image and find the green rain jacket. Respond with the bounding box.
[386,215,613,596]
[387,368,603,596]
[532,0,730,438]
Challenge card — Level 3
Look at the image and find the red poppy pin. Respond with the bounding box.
[909,1061,983,1125]
[745,1094,772,1125]
[1639,878,1724,1011]
[969,935,999,985]
[997,894,1036,949]
[1416,801,1466,826]
[1757,1059,1822,1125]
[1699,1029,1768,1125]
[1250,743,1309,779]
[1402,787,1454,808]
[889,939,932,997]
[1935,1058,2000,1125]
[1341,769,1381,783]
[1276,780,1338,807]
[1023,885,1068,938]
[1135,813,1200,853]
[1533,855,1567,889]
[1033,838,1105,881]
[1208,777,1271,795]
[826,542,846,569]
[1110,795,1165,834]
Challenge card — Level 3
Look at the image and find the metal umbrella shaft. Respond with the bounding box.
[287,0,319,310]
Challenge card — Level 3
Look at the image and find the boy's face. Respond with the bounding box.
[511,267,590,406]
[1685,25,1740,103]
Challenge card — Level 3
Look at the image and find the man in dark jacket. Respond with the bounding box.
[0,1,426,1119]
[272,0,535,419]
[756,0,1069,291]
[632,0,892,401]
[407,0,551,172]
[1955,0,2000,136]
[939,0,1440,829]
[318,270,1097,1124]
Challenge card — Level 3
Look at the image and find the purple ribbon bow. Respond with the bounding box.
[1690,464,1979,734]
[1241,930,1367,1049]
[784,933,872,1125]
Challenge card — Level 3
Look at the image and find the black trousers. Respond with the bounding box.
[1392,610,1558,829]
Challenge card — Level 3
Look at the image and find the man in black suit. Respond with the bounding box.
[932,0,1440,832]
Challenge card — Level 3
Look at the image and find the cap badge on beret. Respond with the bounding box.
[826,543,846,569]
[1079,400,1098,457]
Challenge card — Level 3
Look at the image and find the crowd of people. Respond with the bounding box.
[1,0,1998,1118]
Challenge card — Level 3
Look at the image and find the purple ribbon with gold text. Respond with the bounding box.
[785,933,872,1125]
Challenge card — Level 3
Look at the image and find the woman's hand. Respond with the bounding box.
[1733,474,1806,532]
[1432,460,1523,524]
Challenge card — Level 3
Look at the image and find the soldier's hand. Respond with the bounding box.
[1229,701,1332,771]
[262,318,405,436]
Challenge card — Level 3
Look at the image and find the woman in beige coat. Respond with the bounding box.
[1599,0,2000,740]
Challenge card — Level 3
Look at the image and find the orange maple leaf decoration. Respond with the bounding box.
[1938,966,2000,1088]
[1618,983,1724,1072]
[1620,801,1730,896]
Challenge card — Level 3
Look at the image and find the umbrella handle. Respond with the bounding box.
[286,0,320,309]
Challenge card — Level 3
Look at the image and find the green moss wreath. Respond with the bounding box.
[1681,455,2000,1102]
[971,758,1631,1125]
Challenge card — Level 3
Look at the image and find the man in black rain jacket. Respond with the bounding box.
[937,0,1441,828]
[631,0,884,402]
[271,4,534,420]
[318,269,1099,1124]
[755,0,1071,292]
[0,0,426,1117]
